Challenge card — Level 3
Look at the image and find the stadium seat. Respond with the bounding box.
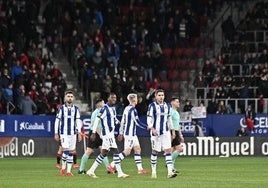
[180,70,188,80]
[162,48,173,58]
[167,58,176,69]
[184,48,195,58]
[197,48,205,58]
[171,81,180,91]
[189,59,197,69]
[169,70,179,81]
[174,48,183,58]
[159,81,171,91]
[176,58,186,69]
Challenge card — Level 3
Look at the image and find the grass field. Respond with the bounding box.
[0,157,267,188]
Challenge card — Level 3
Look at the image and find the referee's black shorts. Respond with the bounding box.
[171,130,181,147]
[87,130,103,149]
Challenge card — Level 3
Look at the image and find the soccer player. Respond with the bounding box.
[78,99,114,174]
[117,93,148,174]
[147,89,177,179]
[54,90,83,176]
[86,93,129,178]
[170,97,184,174]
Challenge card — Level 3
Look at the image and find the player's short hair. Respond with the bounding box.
[170,96,180,102]
[65,90,74,96]
[95,98,104,107]
[154,89,164,96]
[127,93,137,102]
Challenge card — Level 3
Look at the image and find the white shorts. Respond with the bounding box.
[124,135,140,150]
[151,131,171,152]
[60,135,77,151]
[102,134,118,150]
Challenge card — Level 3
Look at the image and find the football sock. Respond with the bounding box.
[62,151,69,170]
[165,152,173,174]
[56,153,62,164]
[90,154,104,172]
[134,153,143,170]
[113,153,123,174]
[79,153,89,171]
[67,151,73,173]
[118,151,126,161]
[103,156,109,169]
[171,151,180,169]
[151,153,157,173]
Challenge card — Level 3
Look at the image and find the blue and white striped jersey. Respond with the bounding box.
[147,102,172,135]
[54,104,82,135]
[120,105,147,136]
[97,103,118,136]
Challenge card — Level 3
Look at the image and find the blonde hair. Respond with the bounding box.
[127,93,137,102]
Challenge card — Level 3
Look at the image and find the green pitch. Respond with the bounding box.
[0,157,267,188]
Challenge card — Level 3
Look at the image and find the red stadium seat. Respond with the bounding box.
[180,70,188,80]
[162,48,173,58]
[160,81,171,91]
[176,58,186,69]
[189,59,197,69]
[197,48,205,58]
[184,48,195,58]
[174,48,183,58]
[167,59,176,69]
[169,70,179,81]
[171,81,180,91]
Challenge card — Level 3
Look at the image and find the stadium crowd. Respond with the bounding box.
[0,0,266,115]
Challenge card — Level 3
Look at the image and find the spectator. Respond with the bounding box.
[17,90,37,115]
[216,100,228,114]
[207,97,217,114]
[11,59,23,81]
[193,70,207,99]
[183,99,193,112]
[106,38,120,74]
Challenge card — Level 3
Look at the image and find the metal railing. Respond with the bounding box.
[192,87,267,113]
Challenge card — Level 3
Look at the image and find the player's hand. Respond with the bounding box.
[117,134,123,141]
[54,134,59,142]
[151,128,158,136]
[90,133,96,141]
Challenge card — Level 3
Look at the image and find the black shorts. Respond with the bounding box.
[171,130,181,147]
[87,130,103,149]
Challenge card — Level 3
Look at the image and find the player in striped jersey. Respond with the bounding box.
[54,90,83,176]
[147,89,177,179]
[78,99,114,174]
[117,93,148,174]
[170,97,184,174]
[86,93,129,178]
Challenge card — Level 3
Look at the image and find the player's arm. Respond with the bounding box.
[75,108,83,142]
[90,116,101,141]
[178,129,184,143]
[167,114,175,139]
[147,105,158,136]
[54,109,61,141]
